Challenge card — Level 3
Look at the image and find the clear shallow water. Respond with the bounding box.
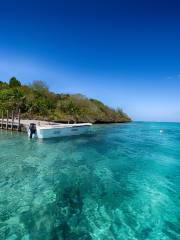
[0,122,180,240]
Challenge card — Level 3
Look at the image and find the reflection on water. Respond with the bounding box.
[0,122,180,239]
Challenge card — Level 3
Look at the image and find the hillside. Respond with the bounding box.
[0,77,131,123]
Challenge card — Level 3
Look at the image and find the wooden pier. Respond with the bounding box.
[0,111,55,134]
[0,109,24,131]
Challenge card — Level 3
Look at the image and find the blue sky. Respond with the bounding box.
[0,0,180,121]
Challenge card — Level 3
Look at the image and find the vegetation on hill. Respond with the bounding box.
[0,77,131,123]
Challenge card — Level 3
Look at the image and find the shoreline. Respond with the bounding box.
[0,118,131,133]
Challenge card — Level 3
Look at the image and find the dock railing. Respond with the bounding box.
[0,109,22,131]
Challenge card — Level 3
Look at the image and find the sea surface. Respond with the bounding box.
[0,122,179,240]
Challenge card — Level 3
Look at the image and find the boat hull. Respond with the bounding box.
[36,124,92,139]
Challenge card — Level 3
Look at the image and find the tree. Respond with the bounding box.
[0,77,131,122]
[9,77,21,88]
[30,80,48,93]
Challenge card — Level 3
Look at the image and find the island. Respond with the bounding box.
[0,77,131,124]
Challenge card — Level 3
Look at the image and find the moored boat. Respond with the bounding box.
[28,123,92,139]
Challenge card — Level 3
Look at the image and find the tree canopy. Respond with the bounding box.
[0,77,131,123]
[9,77,21,88]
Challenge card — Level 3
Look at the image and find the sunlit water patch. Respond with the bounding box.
[0,122,180,240]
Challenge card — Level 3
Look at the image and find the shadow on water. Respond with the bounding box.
[36,132,97,144]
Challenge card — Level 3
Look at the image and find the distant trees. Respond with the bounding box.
[0,77,131,123]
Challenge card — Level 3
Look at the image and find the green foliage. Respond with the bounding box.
[9,77,21,88]
[0,78,131,123]
[29,80,48,94]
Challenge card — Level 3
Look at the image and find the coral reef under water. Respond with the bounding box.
[0,122,180,239]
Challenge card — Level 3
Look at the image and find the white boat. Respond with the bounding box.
[28,123,92,139]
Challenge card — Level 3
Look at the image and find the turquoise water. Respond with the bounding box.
[0,122,180,240]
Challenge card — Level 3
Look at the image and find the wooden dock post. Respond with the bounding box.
[18,109,21,131]
[6,110,9,130]
[11,110,14,131]
[1,111,4,129]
